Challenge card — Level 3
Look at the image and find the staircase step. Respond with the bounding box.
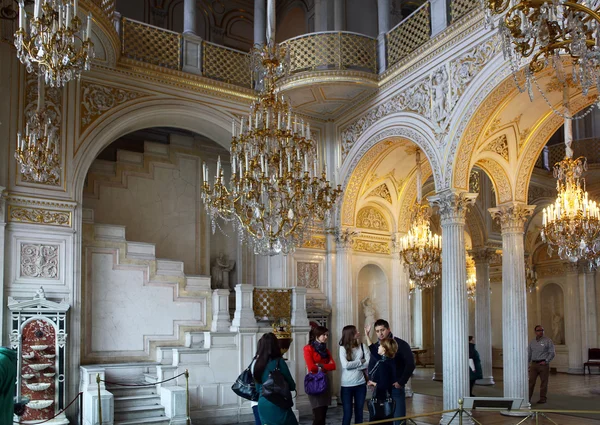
[144,373,159,384]
[114,394,161,408]
[114,404,166,421]
[114,417,170,425]
[108,386,159,397]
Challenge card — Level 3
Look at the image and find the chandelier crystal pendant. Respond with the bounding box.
[400,149,442,290]
[483,0,600,113]
[15,0,94,87]
[541,112,600,264]
[201,5,342,256]
[15,75,60,183]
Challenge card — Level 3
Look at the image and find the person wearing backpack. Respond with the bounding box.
[339,325,370,425]
[303,325,337,425]
[254,333,298,425]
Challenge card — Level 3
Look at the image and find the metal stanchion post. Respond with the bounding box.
[458,399,464,425]
[79,392,83,425]
[96,373,103,425]
[185,369,191,425]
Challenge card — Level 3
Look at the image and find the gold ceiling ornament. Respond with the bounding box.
[483,0,600,115]
[466,253,476,300]
[15,0,94,87]
[15,75,60,183]
[541,105,600,265]
[201,0,341,256]
[399,149,442,290]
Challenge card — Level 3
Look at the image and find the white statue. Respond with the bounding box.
[211,253,235,290]
[361,296,376,332]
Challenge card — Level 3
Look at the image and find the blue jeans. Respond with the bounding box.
[391,387,406,425]
[341,384,367,425]
[252,405,262,425]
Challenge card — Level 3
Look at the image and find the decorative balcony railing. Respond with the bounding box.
[202,41,251,87]
[90,0,116,21]
[280,31,378,74]
[387,3,431,69]
[536,138,600,170]
[253,288,292,321]
[449,0,480,23]
[121,18,181,70]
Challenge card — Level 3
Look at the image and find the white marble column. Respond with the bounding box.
[489,203,535,409]
[254,0,266,45]
[432,282,443,381]
[472,248,495,385]
[566,265,583,374]
[392,233,413,396]
[583,270,598,352]
[430,190,477,424]
[315,0,328,32]
[413,289,424,349]
[334,0,345,30]
[377,0,390,72]
[335,229,356,336]
[183,0,196,34]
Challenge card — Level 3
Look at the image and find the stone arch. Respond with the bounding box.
[466,205,486,248]
[356,263,390,330]
[72,97,233,199]
[475,157,513,205]
[338,114,443,228]
[397,161,433,233]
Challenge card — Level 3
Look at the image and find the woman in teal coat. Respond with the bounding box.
[254,333,298,425]
[0,346,17,425]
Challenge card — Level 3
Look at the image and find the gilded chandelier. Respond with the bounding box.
[484,0,600,110]
[466,253,476,300]
[541,115,600,264]
[15,0,94,87]
[201,39,342,256]
[400,150,442,290]
[15,76,60,183]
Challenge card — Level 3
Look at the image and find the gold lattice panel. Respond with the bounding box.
[122,18,181,70]
[387,4,431,68]
[253,288,292,321]
[341,33,377,73]
[91,0,115,20]
[202,42,251,88]
[450,0,479,23]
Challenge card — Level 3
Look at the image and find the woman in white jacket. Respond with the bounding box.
[339,325,370,425]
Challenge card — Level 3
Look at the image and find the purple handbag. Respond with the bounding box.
[304,370,327,395]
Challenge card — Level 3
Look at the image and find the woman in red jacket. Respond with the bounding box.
[303,325,337,425]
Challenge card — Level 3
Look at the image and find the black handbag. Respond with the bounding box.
[231,356,259,401]
[368,396,396,420]
[262,358,294,409]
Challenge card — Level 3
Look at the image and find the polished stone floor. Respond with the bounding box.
[242,367,600,424]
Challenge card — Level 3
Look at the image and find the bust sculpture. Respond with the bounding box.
[211,252,235,290]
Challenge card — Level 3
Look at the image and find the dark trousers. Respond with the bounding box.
[370,387,406,425]
[529,362,550,402]
[312,406,328,425]
[252,405,262,425]
[341,384,367,425]
[469,380,476,397]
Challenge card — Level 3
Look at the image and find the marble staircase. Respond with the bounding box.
[111,385,169,425]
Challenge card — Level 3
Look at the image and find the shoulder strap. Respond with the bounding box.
[361,343,365,359]
[369,359,383,377]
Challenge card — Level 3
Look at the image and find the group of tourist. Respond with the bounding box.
[248,318,415,425]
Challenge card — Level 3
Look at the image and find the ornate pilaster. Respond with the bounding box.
[335,228,358,335]
[433,283,443,381]
[471,248,495,385]
[566,264,583,374]
[489,203,535,409]
[429,191,477,423]
[582,269,598,353]
[183,0,196,34]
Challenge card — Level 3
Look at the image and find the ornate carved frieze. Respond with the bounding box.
[484,134,509,160]
[297,262,320,289]
[478,159,512,203]
[469,169,480,193]
[301,236,326,250]
[22,74,62,186]
[20,244,59,279]
[340,37,501,161]
[80,82,148,134]
[353,239,391,254]
[8,206,71,227]
[489,203,535,233]
[356,207,389,231]
[367,183,393,203]
[536,263,567,277]
[429,191,477,224]
[527,185,556,204]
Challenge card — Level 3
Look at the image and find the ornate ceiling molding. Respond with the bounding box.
[356,207,390,231]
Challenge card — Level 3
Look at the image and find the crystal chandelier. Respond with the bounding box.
[201,3,341,256]
[466,253,476,300]
[400,149,442,290]
[15,76,60,183]
[484,0,600,112]
[15,0,94,87]
[541,114,600,263]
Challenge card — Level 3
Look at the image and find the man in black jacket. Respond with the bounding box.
[366,319,415,425]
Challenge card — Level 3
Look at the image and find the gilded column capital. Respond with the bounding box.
[428,190,477,225]
[391,232,404,255]
[334,228,360,250]
[488,203,535,234]
[470,247,496,265]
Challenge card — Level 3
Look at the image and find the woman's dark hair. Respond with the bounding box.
[309,325,329,343]
[339,325,359,361]
[254,333,282,383]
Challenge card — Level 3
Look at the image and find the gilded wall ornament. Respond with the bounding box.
[20,244,59,279]
[489,203,535,233]
[8,206,71,227]
[301,236,326,250]
[353,239,391,254]
[367,183,393,203]
[484,134,509,161]
[296,262,320,289]
[356,207,390,231]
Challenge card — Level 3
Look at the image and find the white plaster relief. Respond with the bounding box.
[20,243,59,279]
[297,262,320,289]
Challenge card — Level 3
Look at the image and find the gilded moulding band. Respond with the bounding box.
[8,205,72,227]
